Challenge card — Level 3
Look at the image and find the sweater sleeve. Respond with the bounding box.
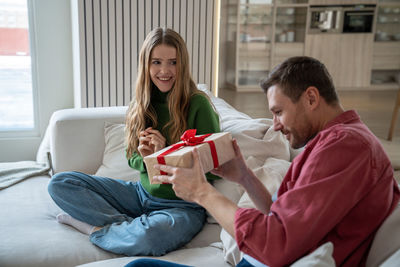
[127,152,146,173]
[187,93,220,135]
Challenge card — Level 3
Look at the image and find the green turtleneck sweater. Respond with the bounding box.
[127,88,220,200]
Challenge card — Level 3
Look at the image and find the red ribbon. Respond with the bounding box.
[156,129,219,176]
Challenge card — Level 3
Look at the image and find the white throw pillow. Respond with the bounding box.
[200,86,291,163]
[220,157,290,265]
[95,122,140,181]
[291,242,335,267]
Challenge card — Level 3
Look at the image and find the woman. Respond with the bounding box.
[48,27,220,256]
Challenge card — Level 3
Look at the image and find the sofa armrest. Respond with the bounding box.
[49,106,127,174]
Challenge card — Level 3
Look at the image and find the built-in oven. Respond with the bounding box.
[309,5,376,34]
[342,5,375,33]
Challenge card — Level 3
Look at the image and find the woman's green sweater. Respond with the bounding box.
[127,89,220,200]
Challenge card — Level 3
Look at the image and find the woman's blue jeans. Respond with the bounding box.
[48,171,206,256]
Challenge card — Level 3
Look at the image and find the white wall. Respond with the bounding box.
[0,0,74,162]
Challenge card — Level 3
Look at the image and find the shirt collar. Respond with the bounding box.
[322,110,360,131]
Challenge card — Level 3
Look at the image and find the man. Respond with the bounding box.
[127,56,400,267]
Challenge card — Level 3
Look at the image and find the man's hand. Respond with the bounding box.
[152,147,213,204]
[153,147,239,237]
[211,139,251,185]
[214,139,273,214]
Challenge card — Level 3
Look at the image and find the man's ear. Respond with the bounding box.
[304,86,320,111]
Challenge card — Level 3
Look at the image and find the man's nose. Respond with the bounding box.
[273,116,282,132]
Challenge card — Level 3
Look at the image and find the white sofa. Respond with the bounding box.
[1,90,400,267]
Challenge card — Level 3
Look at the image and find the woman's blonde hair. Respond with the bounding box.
[125,27,207,158]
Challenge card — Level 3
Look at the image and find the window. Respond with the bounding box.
[0,0,36,133]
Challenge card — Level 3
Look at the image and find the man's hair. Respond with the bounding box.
[260,56,338,104]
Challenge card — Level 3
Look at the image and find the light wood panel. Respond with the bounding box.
[239,43,271,57]
[309,0,377,5]
[305,34,374,88]
[239,58,270,71]
[272,42,304,68]
[372,42,400,70]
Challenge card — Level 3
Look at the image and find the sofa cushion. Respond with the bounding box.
[94,122,140,181]
[291,242,335,267]
[49,106,127,174]
[0,175,224,267]
[0,176,120,267]
[76,246,230,267]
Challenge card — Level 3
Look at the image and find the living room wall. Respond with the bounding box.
[0,0,74,162]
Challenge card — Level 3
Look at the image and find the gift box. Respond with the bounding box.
[143,129,235,184]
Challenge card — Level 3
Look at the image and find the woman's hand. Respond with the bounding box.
[137,129,153,157]
[137,127,166,157]
[145,128,166,152]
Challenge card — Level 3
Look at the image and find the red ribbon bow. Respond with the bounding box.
[156,129,219,176]
[180,129,211,146]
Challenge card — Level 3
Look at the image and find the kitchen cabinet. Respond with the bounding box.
[221,0,400,91]
[224,0,308,92]
[275,6,307,43]
[305,34,373,88]
[371,0,400,88]
[372,42,400,69]
[375,2,400,42]
[272,42,304,67]
[224,0,273,91]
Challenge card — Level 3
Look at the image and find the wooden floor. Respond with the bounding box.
[218,88,400,142]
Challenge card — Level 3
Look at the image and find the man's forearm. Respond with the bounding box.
[195,183,238,238]
[196,170,272,238]
[239,168,273,214]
